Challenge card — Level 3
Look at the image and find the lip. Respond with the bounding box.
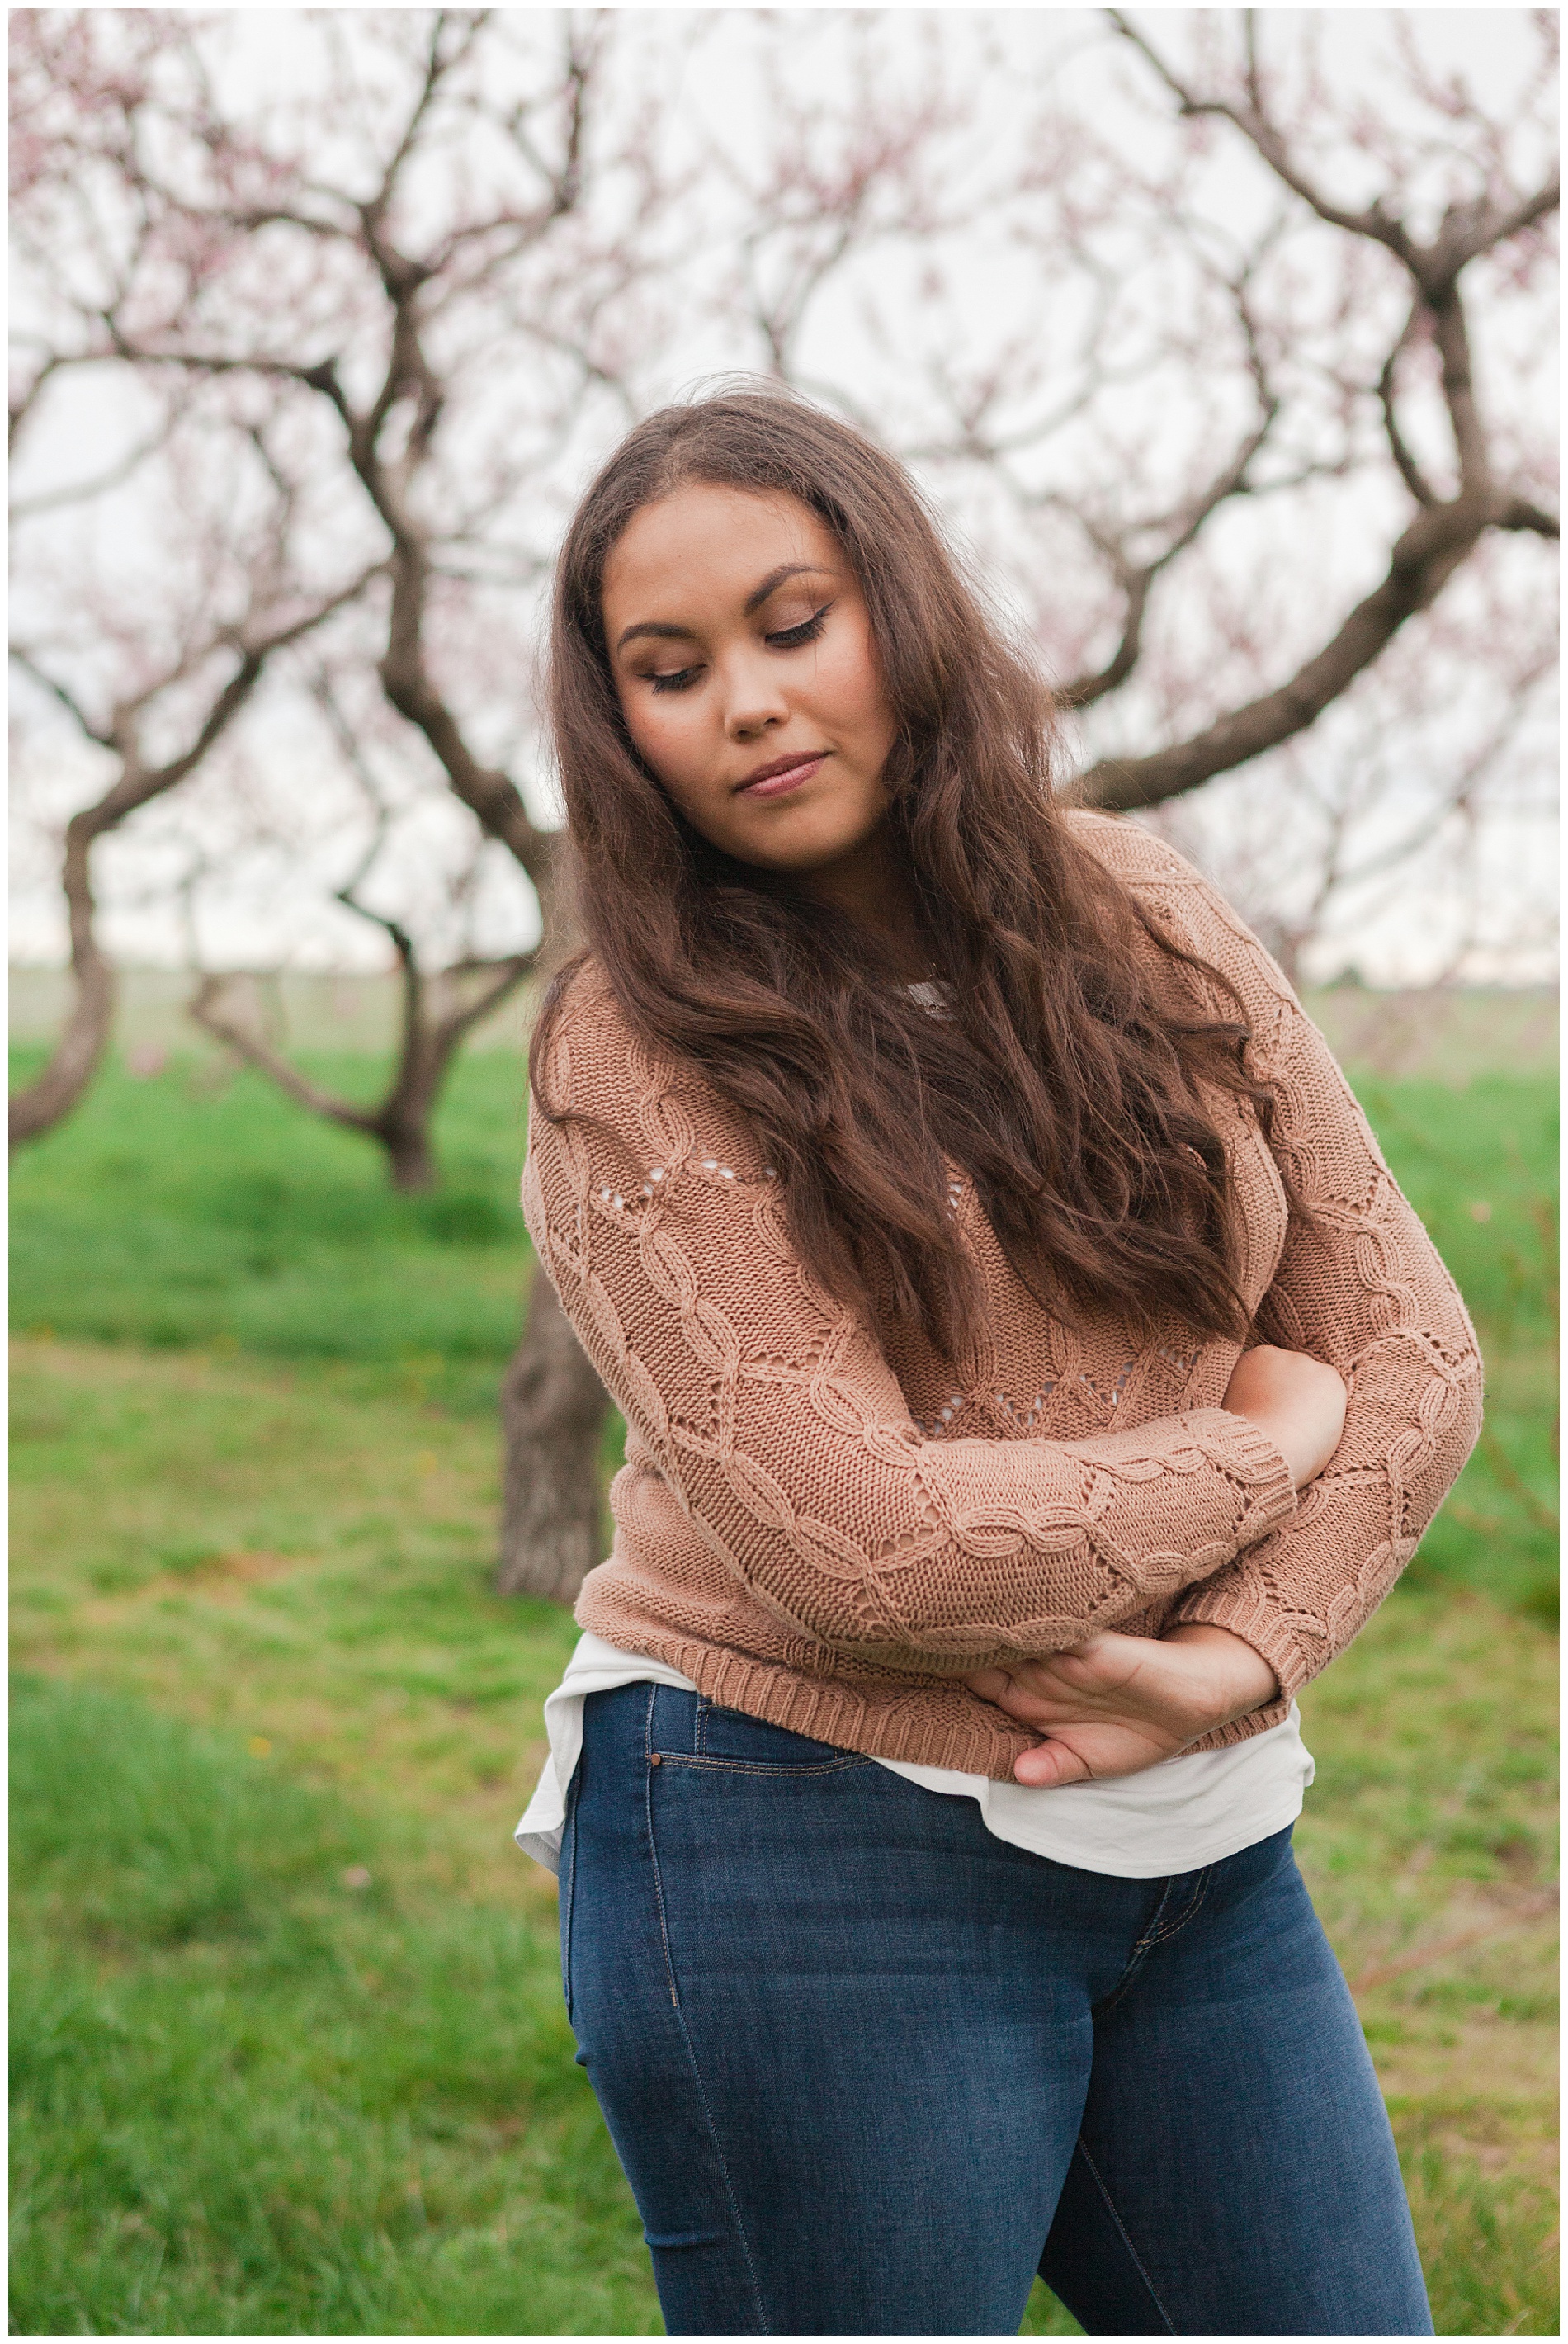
[734,750,828,799]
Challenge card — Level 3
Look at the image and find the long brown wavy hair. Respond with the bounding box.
[534,385,1280,1362]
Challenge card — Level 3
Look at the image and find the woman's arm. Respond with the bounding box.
[965,1345,1346,1784]
[1077,815,1485,1705]
[522,974,1296,1672]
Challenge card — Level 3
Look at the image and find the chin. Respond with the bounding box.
[725,820,836,862]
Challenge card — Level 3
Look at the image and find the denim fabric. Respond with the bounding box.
[560,1682,1432,2337]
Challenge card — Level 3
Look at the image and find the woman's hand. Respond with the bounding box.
[958,1347,1338,1786]
[963,1625,1280,1789]
[1221,1344,1348,1490]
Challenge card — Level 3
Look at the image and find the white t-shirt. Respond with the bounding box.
[517,1629,1314,1881]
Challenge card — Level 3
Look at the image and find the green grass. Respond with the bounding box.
[11,1672,654,2337]
[9,1035,1558,2333]
[7,1048,534,1414]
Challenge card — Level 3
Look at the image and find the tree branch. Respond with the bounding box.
[361,11,480,246]
[1429,283,1489,494]
[100,351,553,886]
[1079,10,1557,806]
[10,559,380,1149]
[1056,273,1282,709]
[1109,12,1558,300]
[9,649,111,746]
[1376,310,1440,508]
[1075,494,1500,810]
[429,951,537,1046]
[11,414,176,520]
[1108,10,1419,265]
[1496,496,1559,540]
[188,975,384,1133]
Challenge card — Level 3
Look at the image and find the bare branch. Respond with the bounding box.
[10,350,67,446]
[11,414,176,518]
[1377,310,1439,508]
[1055,399,1282,710]
[8,649,110,746]
[187,934,536,1193]
[1076,494,1499,810]
[362,11,484,246]
[189,974,385,1136]
[11,554,381,1149]
[1441,169,1561,283]
[1109,11,1558,300]
[1108,11,1419,264]
[1429,285,1490,494]
[431,951,536,1045]
[1053,262,1283,708]
[1497,497,1560,540]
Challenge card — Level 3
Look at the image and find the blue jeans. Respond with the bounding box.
[560,1683,1432,2337]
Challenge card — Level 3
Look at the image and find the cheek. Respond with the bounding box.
[621,690,699,787]
[815,621,892,738]
[619,697,723,840]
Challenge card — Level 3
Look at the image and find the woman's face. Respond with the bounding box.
[601,484,899,877]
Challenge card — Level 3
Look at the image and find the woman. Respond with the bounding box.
[514,387,1481,2337]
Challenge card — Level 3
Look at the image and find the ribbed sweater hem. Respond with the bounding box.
[574,1585,1290,1780]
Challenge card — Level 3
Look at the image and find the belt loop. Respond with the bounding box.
[645,1680,703,1760]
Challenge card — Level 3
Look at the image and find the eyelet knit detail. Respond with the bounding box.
[522,814,1484,1780]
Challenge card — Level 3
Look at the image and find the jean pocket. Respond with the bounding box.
[678,1700,871,1772]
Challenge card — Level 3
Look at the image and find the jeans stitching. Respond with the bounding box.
[1074,2135,1178,2336]
[641,1685,771,2335]
[668,1695,865,1773]
[649,1752,874,1777]
[1093,1867,1216,2022]
[1150,1866,1213,1945]
[641,1690,680,2013]
[1090,1878,1176,2020]
[559,1762,580,2023]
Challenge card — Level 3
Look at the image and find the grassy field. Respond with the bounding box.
[9,1033,1559,2336]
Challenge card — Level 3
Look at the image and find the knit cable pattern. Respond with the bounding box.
[520,814,1483,1781]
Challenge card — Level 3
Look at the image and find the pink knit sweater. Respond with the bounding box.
[521,815,1483,1782]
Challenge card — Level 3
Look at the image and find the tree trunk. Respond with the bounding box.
[9,817,116,1150]
[383,1117,439,1192]
[8,952,116,1147]
[495,1267,614,1600]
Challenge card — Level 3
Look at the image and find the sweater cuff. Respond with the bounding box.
[1167,1579,1314,1702]
[1183,1407,1297,1545]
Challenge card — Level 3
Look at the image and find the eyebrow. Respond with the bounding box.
[613,563,833,654]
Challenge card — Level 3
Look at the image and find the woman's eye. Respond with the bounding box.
[766,603,833,649]
[640,603,831,690]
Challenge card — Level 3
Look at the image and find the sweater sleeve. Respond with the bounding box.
[522,975,1296,1672]
[1080,816,1485,1699]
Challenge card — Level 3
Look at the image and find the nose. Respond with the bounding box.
[720,647,791,742]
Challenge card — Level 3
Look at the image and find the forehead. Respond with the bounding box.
[602,484,840,617]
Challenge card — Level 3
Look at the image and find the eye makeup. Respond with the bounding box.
[644,602,835,693]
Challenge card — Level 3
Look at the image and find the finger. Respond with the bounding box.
[994,1655,1086,1699]
[961,1666,1013,1702]
[975,1672,1130,1731]
[983,1682,1056,1727]
[1013,1738,1093,1789]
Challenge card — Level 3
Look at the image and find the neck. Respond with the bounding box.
[795,829,929,984]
